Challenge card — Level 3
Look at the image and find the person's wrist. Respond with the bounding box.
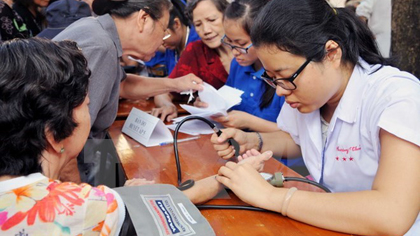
[167,78,179,92]
[245,132,260,151]
[261,185,281,212]
[255,132,263,152]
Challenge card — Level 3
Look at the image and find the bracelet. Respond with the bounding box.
[255,132,263,152]
[281,187,298,217]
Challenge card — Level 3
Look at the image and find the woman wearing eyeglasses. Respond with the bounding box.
[212,0,420,235]
[53,0,204,185]
[208,0,285,133]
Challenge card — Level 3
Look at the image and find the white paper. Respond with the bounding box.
[218,85,244,108]
[122,108,173,147]
[169,83,243,135]
[180,83,243,118]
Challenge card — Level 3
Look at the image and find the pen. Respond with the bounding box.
[159,136,200,146]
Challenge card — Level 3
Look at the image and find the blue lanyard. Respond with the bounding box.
[319,137,328,185]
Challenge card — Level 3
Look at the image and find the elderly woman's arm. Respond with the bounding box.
[183,150,273,204]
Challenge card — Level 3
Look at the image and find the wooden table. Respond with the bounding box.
[109,120,351,236]
[117,98,188,120]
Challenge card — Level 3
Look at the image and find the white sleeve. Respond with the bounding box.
[356,0,375,19]
[376,77,420,146]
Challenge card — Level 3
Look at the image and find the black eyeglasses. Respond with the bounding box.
[221,35,253,54]
[261,57,312,90]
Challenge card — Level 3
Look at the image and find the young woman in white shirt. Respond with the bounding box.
[211,0,420,235]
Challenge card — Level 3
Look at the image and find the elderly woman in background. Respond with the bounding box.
[153,0,233,122]
[13,0,49,36]
[0,0,29,41]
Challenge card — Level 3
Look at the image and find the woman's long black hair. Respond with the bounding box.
[251,0,390,67]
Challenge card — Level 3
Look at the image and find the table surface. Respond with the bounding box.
[117,98,187,120]
[109,120,351,236]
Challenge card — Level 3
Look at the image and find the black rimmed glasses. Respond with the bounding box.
[261,57,312,90]
[221,35,253,54]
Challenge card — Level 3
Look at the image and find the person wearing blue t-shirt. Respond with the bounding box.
[145,0,200,77]
[206,0,305,169]
[210,0,284,132]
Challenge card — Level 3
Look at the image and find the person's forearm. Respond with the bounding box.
[284,129,420,235]
[120,74,177,100]
[246,130,301,158]
[266,188,414,236]
[246,115,280,132]
[182,175,224,204]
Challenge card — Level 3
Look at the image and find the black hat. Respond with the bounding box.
[38,0,91,39]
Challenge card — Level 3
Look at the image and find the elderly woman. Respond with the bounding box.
[152,0,233,122]
[0,38,122,235]
[0,37,271,235]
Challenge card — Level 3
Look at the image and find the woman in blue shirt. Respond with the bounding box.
[211,0,284,132]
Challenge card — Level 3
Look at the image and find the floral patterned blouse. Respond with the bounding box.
[0,0,29,41]
[0,173,125,236]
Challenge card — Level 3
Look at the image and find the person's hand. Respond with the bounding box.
[216,161,274,209]
[151,103,178,122]
[173,73,203,92]
[124,178,155,186]
[211,128,251,160]
[238,149,272,172]
[211,110,250,130]
[193,97,208,108]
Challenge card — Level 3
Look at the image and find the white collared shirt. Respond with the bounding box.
[277,58,420,235]
[278,58,419,192]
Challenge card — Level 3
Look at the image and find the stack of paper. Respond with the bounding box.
[181,82,243,119]
[167,83,244,135]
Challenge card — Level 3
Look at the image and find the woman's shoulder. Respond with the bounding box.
[362,64,419,99]
[0,177,122,235]
[1,176,117,204]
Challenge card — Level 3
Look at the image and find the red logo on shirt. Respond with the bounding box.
[335,145,360,162]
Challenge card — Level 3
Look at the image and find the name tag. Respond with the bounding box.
[122,107,173,147]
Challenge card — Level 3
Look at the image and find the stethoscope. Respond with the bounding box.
[172,116,331,212]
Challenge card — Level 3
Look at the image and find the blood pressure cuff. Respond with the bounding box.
[114,184,215,236]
